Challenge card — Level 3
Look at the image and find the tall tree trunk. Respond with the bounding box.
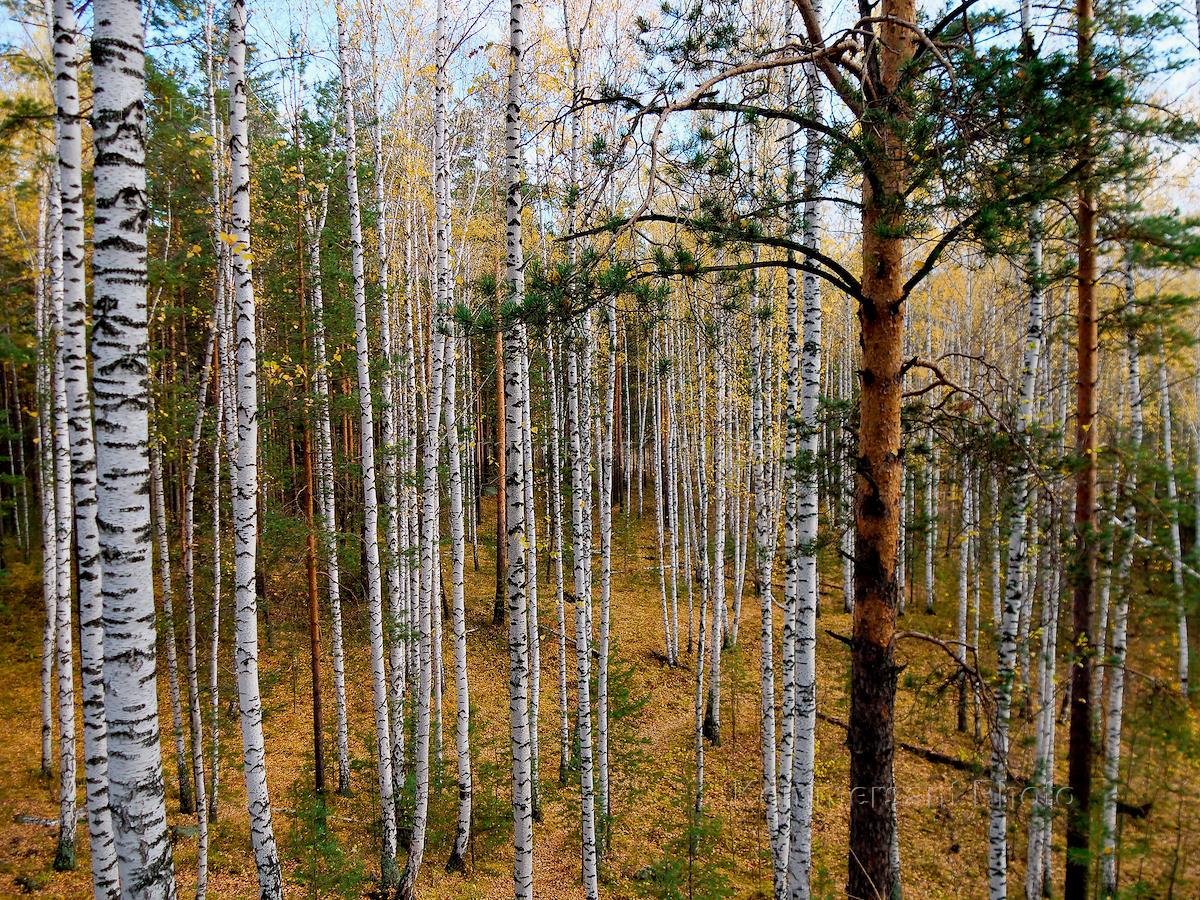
[1100,252,1144,898]
[46,159,78,877]
[494,328,508,625]
[704,313,728,746]
[751,296,786,900]
[49,0,121,887]
[788,45,823,895]
[179,308,213,899]
[844,2,917,892]
[400,19,452,882]
[1065,0,1098,888]
[444,325,474,871]
[503,0,534,889]
[987,0,1046,883]
[548,336,570,786]
[304,179,350,796]
[335,6,398,885]
[91,0,177,889]
[1156,343,1189,695]
[596,303,617,847]
[568,333,600,899]
[226,1,282,891]
[151,443,194,814]
[34,201,57,782]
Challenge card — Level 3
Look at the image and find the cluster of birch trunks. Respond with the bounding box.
[18,0,1200,895]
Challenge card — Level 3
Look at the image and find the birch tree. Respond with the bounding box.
[226,1,282,891]
[49,0,121,886]
[987,5,1046,894]
[91,0,176,890]
[335,4,398,885]
[788,38,823,896]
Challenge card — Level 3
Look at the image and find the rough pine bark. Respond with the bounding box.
[843,0,917,890]
[1065,0,1098,887]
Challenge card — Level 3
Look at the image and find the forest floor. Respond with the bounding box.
[1,500,1198,899]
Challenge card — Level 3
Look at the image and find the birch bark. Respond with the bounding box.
[91,0,177,889]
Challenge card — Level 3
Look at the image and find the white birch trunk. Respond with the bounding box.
[1156,343,1188,695]
[704,318,728,746]
[548,336,570,786]
[47,152,79,877]
[504,0,535,889]
[444,325,474,870]
[653,333,674,665]
[49,0,121,886]
[150,443,193,815]
[1101,259,1145,897]
[751,300,786,900]
[335,6,398,884]
[34,209,57,781]
[957,472,971,733]
[226,2,281,891]
[988,194,1044,900]
[596,303,617,845]
[304,183,350,795]
[568,333,599,898]
[788,52,823,896]
[400,10,452,879]
[521,333,541,821]
[91,2,177,890]
[178,308,213,899]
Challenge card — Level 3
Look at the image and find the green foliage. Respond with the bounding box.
[284,773,366,900]
[636,769,733,900]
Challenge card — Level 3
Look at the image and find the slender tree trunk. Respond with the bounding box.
[751,297,786,900]
[1065,0,1098,887]
[987,17,1046,876]
[49,0,121,887]
[1156,344,1189,695]
[34,206,57,782]
[567,329,600,898]
[226,2,282,891]
[494,328,508,626]
[957,472,971,734]
[503,0,534,888]
[1100,256,1144,898]
[400,14,452,881]
[47,160,78,876]
[704,315,728,746]
[788,48,822,893]
[304,181,350,796]
[179,309,213,899]
[336,7,398,885]
[91,1,177,889]
[596,304,617,848]
[444,324,474,871]
[548,336,570,786]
